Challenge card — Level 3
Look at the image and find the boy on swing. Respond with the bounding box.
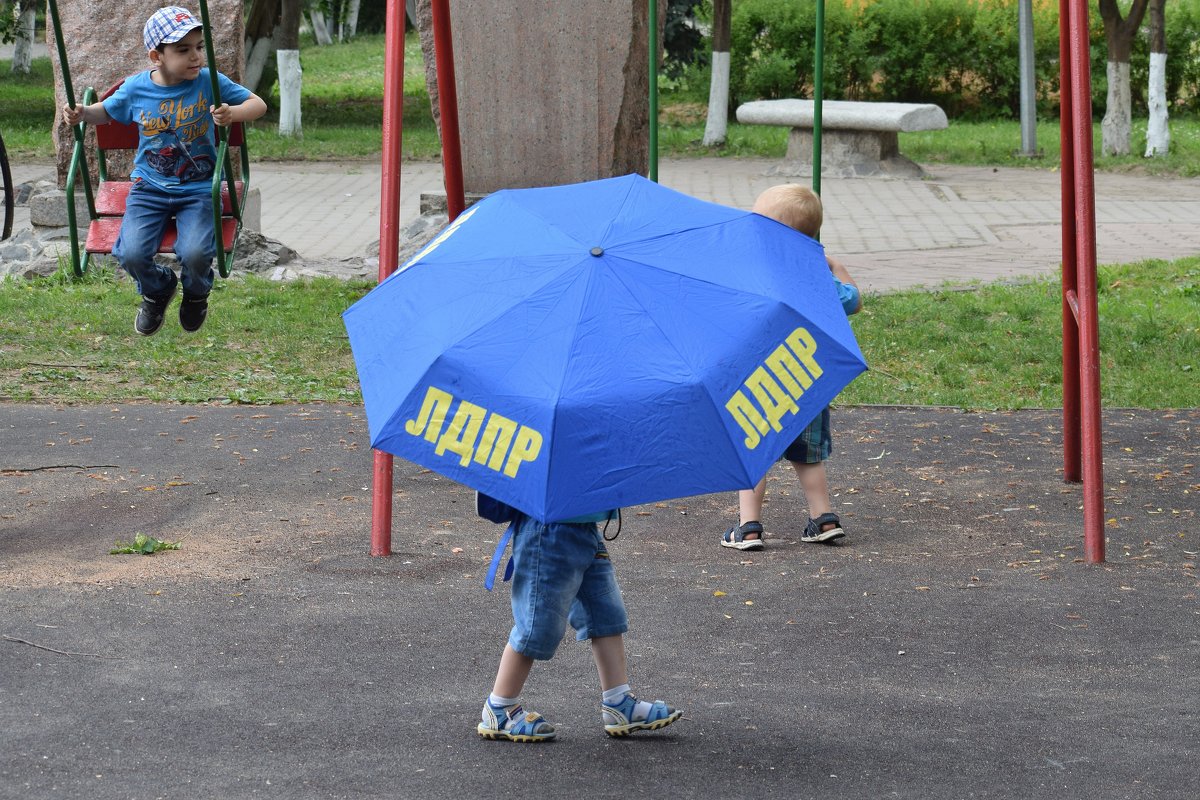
[62,7,266,335]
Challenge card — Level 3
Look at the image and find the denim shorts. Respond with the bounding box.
[782,407,832,464]
[507,515,629,661]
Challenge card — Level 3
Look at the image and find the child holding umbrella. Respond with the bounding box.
[477,507,682,742]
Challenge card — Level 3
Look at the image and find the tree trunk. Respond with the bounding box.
[279,0,303,137]
[345,0,361,39]
[702,0,731,147]
[245,27,282,95]
[1144,0,1169,157]
[246,0,281,39]
[277,49,303,137]
[9,1,35,75]
[243,0,282,94]
[309,10,334,45]
[1098,0,1150,156]
[1102,61,1132,155]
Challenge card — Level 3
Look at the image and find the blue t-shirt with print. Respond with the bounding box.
[103,68,251,196]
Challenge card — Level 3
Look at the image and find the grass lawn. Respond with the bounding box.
[2,257,1196,409]
[3,35,1197,412]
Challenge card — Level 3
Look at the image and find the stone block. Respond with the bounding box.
[416,0,654,193]
[240,186,261,232]
[28,187,93,228]
[418,191,488,216]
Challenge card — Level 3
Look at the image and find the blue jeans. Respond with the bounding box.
[113,181,215,299]
[507,515,629,660]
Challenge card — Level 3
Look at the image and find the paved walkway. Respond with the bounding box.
[9,157,1200,290]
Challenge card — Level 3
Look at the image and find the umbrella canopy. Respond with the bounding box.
[343,174,866,522]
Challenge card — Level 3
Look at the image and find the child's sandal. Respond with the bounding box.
[800,512,846,543]
[720,520,764,551]
[602,696,683,737]
[477,702,556,742]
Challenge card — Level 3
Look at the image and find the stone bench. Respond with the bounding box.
[735,99,948,178]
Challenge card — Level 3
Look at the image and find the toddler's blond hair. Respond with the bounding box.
[752,184,823,238]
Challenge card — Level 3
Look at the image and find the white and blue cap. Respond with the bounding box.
[143,7,203,52]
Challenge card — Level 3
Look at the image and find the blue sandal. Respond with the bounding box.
[721,520,764,551]
[477,701,556,742]
[602,695,683,737]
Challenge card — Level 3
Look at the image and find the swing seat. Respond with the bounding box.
[84,216,240,254]
[63,79,250,277]
[92,176,244,217]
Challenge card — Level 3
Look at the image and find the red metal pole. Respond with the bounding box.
[1058,0,1081,485]
[430,0,466,221]
[1066,0,1105,563]
[370,0,407,557]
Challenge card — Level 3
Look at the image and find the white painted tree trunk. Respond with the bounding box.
[702,51,730,146]
[1145,52,1170,157]
[1101,60,1132,156]
[344,0,361,40]
[10,4,35,75]
[277,49,303,138]
[244,28,278,95]
[309,10,333,46]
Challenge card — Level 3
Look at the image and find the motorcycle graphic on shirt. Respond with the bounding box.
[144,129,214,183]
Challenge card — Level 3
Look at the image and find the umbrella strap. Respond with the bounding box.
[484,522,517,591]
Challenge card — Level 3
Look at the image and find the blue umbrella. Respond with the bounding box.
[343,174,866,522]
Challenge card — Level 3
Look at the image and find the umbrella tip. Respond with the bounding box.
[590,247,604,257]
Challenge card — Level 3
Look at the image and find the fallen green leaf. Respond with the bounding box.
[110,534,181,556]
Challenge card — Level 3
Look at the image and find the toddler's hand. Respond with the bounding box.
[63,104,84,126]
[210,103,233,126]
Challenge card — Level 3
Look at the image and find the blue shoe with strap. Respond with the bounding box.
[602,694,683,737]
[721,520,764,551]
[477,700,556,742]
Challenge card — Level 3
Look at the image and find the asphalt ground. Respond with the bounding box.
[2,403,1197,799]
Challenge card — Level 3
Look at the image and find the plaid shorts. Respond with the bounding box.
[781,407,832,464]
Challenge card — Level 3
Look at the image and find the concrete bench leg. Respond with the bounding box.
[781,128,924,178]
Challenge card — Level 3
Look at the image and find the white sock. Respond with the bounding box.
[602,683,630,704]
[484,693,520,725]
[488,692,518,709]
[602,684,653,721]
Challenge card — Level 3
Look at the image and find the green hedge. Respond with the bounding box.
[725,0,1200,119]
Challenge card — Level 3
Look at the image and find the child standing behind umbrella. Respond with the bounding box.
[477,504,682,742]
[720,184,863,551]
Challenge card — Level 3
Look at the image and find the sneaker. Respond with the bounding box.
[179,294,209,333]
[720,520,764,551]
[477,700,556,742]
[134,275,178,336]
[800,512,846,544]
[602,694,682,737]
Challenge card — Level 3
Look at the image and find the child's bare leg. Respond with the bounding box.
[720,477,767,549]
[479,644,554,741]
[590,634,628,691]
[491,643,534,698]
[738,477,768,528]
[794,461,846,542]
[793,461,832,519]
[593,634,683,736]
